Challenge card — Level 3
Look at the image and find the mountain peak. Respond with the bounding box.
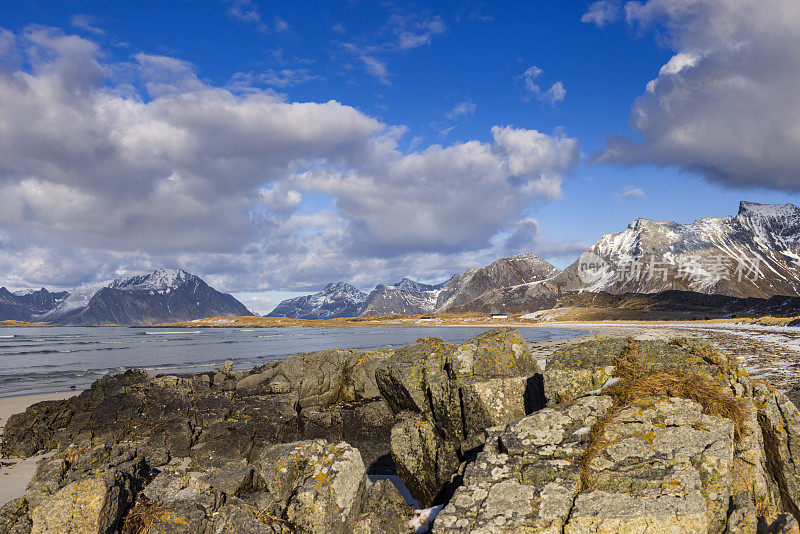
[322,282,362,294]
[111,268,195,291]
[737,201,800,219]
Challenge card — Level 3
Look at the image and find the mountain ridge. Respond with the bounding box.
[1,269,253,326]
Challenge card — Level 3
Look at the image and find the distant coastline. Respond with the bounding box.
[0,320,48,327]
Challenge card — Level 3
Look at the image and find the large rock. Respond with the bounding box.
[7,442,163,534]
[353,479,412,534]
[2,348,397,473]
[753,381,800,519]
[543,337,738,405]
[432,336,800,532]
[131,439,409,534]
[433,395,612,532]
[375,328,543,507]
[575,397,734,534]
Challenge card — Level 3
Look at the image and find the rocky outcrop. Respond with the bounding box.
[2,348,397,473]
[375,327,544,507]
[433,336,800,533]
[6,329,800,532]
[1,439,411,534]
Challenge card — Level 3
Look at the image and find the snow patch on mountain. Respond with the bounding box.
[559,201,800,298]
[267,282,368,320]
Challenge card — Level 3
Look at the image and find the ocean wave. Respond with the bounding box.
[142,331,202,335]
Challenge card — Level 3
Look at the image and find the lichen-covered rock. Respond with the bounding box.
[576,397,734,534]
[389,412,460,507]
[0,498,32,534]
[283,441,367,534]
[2,347,398,474]
[433,394,748,533]
[352,479,412,534]
[21,442,160,534]
[433,395,612,533]
[130,439,409,534]
[376,328,542,507]
[753,381,800,519]
[450,327,537,378]
[543,338,736,405]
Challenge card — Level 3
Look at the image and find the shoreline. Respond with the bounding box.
[3,321,800,507]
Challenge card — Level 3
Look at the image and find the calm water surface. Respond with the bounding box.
[0,326,587,397]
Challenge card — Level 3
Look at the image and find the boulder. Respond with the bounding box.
[432,336,800,533]
[125,439,409,534]
[2,347,398,473]
[376,328,542,507]
[433,395,612,532]
[353,479,412,534]
[0,498,32,534]
[282,441,368,534]
[543,338,737,405]
[753,381,800,519]
[18,442,160,534]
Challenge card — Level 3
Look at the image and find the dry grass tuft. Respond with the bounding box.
[691,342,737,373]
[614,337,646,381]
[579,338,746,488]
[580,411,615,488]
[122,499,167,534]
[604,371,746,438]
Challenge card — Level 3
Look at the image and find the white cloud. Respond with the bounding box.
[597,0,800,191]
[581,1,622,27]
[396,16,446,49]
[617,185,647,200]
[70,15,105,35]
[274,16,290,33]
[520,66,566,104]
[341,13,447,83]
[447,99,476,120]
[0,26,578,292]
[224,0,268,32]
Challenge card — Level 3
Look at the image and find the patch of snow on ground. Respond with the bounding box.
[410,505,444,534]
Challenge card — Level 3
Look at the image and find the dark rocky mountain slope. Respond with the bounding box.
[35,269,252,326]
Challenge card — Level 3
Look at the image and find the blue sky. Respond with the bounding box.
[2,0,800,313]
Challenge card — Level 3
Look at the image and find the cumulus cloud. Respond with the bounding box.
[520,66,566,104]
[596,0,800,190]
[0,26,578,292]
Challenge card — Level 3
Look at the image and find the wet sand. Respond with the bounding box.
[0,392,78,506]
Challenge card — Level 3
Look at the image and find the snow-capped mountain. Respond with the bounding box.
[266,282,368,319]
[435,252,560,311]
[0,287,68,321]
[35,269,253,325]
[555,201,800,298]
[360,278,447,316]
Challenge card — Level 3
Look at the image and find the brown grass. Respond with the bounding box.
[0,320,47,327]
[579,338,746,488]
[122,499,167,534]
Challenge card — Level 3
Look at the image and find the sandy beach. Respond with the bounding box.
[0,392,79,506]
